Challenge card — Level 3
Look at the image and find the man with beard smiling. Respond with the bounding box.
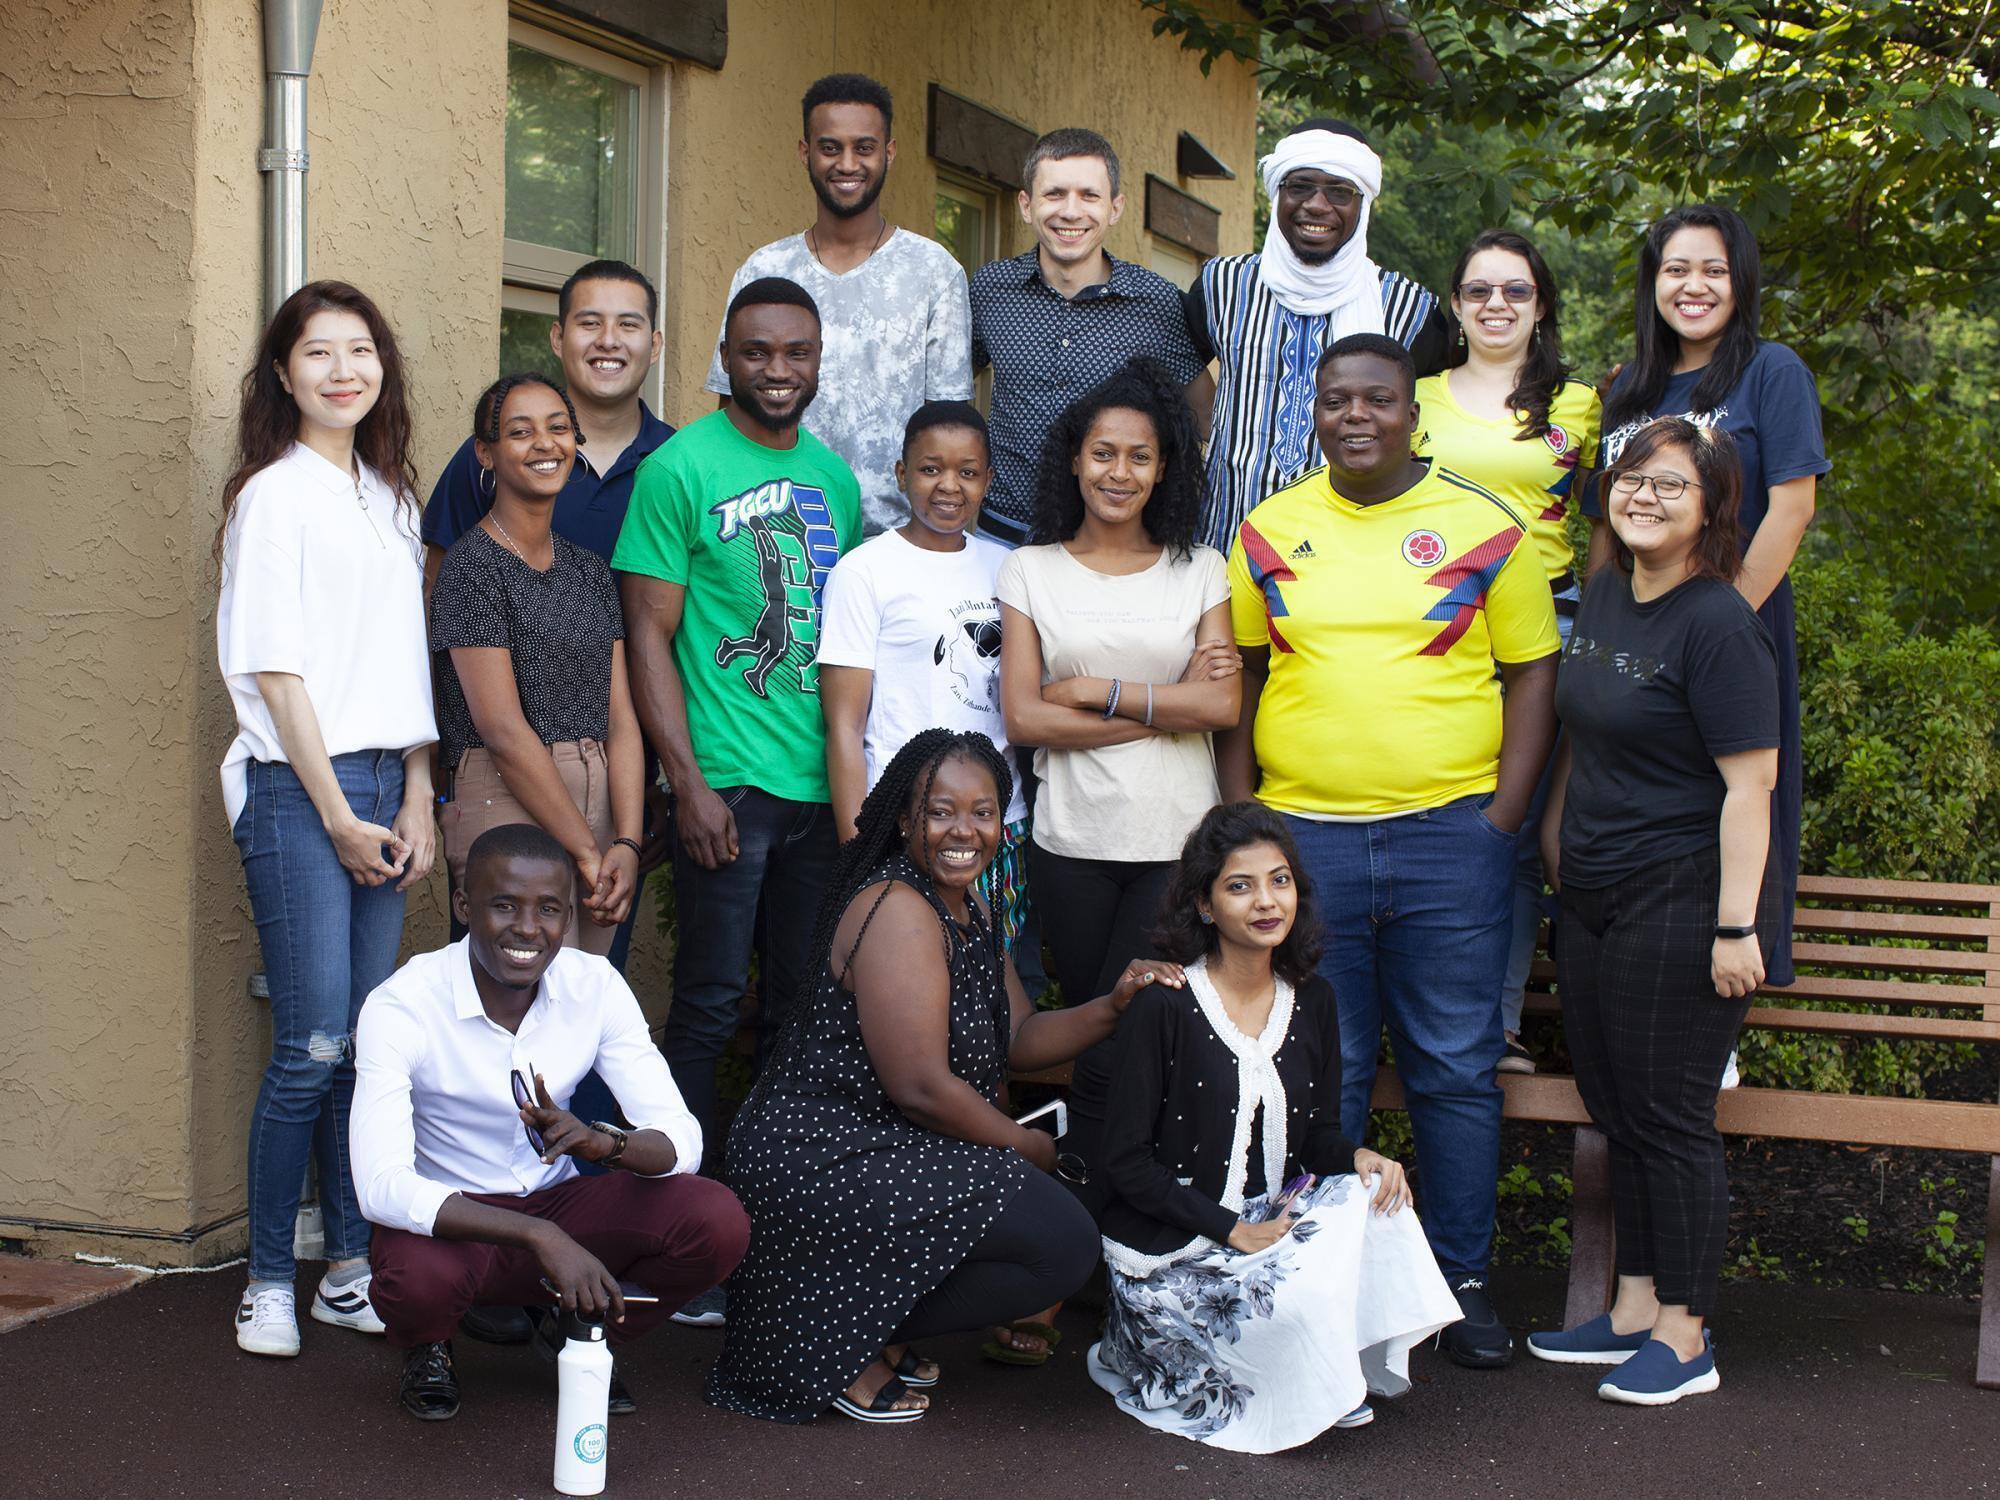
[615,281,860,1320]
[1189,120,1450,553]
[707,74,970,537]
[1220,334,1558,1372]
[353,823,748,1421]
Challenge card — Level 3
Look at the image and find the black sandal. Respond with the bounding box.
[886,1347,939,1389]
[399,1339,460,1421]
[832,1374,927,1424]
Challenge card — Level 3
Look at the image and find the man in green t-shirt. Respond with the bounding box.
[616,277,861,1219]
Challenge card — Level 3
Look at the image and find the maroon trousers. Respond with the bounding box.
[368,1170,749,1348]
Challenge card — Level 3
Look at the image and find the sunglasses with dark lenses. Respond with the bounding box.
[1455,280,1538,305]
[510,1067,546,1155]
[1278,175,1360,209]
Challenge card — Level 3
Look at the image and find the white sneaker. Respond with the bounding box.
[1720,1049,1741,1089]
[311,1272,387,1335]
[236,1286,301,1357]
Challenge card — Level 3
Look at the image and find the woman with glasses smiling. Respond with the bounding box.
[1530,417,1780,1406]
[1414,230,1601,1078]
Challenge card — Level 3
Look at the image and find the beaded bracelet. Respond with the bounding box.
[1102,678,1123,720]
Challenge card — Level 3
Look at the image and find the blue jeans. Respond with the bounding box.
[1287,794,1516,1282]
[234,751,409,1282]
[665,786,838,1155]
[1500,601,1576,1034]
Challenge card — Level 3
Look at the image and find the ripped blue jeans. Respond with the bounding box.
[235,752,409,1282]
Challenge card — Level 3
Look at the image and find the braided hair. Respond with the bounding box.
[803,728,1014,990]
[472,371,585,447]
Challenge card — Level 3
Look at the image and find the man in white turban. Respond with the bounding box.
[1186,119,1449,551]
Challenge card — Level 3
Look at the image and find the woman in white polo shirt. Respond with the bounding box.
[214,281,437,1360]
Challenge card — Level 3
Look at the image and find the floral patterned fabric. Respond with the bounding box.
[1087,1174,1460,1453]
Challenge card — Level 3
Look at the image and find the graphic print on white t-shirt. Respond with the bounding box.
[936,600,1004,716]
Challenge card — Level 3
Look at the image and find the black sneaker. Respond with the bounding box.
[1439,1278,1515,1368]
[399,1340,461,1421]
[1497,1032,1536,1075]
[458,1303,534,1344]
[608,1367,637,1416]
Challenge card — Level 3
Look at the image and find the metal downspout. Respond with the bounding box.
[260,0,324,320]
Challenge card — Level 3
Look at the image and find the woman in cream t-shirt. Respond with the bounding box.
[997,358,1240,1186]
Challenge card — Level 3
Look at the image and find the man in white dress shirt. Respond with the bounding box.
[352,823,749,1421]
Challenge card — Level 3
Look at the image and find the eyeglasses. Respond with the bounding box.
[1278,174,1360,209]
[1610,470,1703,501]
[510,1067,545,1155]
[1455,280,1538,305]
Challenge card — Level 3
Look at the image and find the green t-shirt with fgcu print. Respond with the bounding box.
[614,409,861,803]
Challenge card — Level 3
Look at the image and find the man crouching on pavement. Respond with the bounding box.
[351,822,749,1420]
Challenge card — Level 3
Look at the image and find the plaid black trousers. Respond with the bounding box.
[1555,846,1754,1315]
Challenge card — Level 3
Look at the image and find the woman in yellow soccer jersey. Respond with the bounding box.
[1413,230,1601,1078]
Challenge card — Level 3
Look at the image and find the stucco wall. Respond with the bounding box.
[2,0,1252,1259]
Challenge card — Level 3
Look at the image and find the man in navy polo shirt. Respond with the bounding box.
[423,259,674,581]
[969,128,1205,548]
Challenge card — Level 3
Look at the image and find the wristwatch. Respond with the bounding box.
[1714,923,1757,939]
[590,1121,629,1167]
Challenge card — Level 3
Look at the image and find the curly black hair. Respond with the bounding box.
[1152,801,1322,985]
[472,371,585,447]
[1028,356,1208,558]
[799,728,1016,997]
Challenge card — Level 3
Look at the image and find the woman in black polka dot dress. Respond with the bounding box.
[708,729,1179,1423]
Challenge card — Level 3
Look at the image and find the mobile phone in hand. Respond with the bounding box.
[539,1276,662,1306]
[1015,1098,1068,1138]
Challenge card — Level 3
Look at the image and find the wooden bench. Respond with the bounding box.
[1015,875,2000,1387]
[1369,874,2000,1389]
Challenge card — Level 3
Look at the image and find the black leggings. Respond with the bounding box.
[1556,847,1754,1316]
[891,1169,1097,1342]
[1028,843,1173,1113]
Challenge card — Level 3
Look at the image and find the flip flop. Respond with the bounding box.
[832,1375,927,1423]
[980,1321,1060,1366]
[887,1347,940,1389]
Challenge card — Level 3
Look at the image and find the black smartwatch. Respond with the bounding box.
[1714,923,1757,940]
[590,1121,628,1167]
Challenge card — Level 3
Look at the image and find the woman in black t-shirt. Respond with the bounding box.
[1527,417,1778,1406]
[431,374,644,953]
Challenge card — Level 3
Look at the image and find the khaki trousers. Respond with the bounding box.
[442,739,617,956]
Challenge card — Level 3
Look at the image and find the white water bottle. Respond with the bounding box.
[553,1312,612,1496]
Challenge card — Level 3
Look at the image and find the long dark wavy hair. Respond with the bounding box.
[1443,228,1574,442]
[1604,204,1762,433]
[215,280,420,567]
[1153,802,1323,986]
[1029,357,1207,558]
[1604,416,1746,583]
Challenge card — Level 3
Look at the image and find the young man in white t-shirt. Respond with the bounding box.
[819,401,1030,945]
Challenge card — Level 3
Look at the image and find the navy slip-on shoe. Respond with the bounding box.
[1526,1313,1651,1366]
[1597,1333,1719,1406]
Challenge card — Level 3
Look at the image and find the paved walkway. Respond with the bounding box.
[1,1264,1992,1497]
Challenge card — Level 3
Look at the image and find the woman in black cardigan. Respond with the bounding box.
[1086,803,1461,1453]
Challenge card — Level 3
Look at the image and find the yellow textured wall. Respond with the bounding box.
[1,0,1251,1259]
[660,0,1260,421]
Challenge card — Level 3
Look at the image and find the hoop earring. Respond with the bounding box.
[479,465,496,500]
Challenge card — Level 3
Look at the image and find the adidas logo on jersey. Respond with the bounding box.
[1289,539,1316,560]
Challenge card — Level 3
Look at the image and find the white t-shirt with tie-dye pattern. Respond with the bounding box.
[706,229,973,537]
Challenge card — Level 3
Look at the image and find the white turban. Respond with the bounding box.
[1256,130,1386,332]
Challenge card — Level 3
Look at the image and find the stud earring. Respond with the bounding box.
[1199,911,1214,925]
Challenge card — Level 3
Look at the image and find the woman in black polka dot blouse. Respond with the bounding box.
[707,728,1179,1423]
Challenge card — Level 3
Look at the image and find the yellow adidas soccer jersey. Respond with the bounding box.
[1228,463,1560,819]
[1412,374,1602,582]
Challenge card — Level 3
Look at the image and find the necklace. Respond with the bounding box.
[487,513,532,564]
[807,217,890,267]
[351,464,386,549]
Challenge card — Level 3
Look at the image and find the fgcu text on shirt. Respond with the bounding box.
[1227,463,1559,818]
[612,410,861,804]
